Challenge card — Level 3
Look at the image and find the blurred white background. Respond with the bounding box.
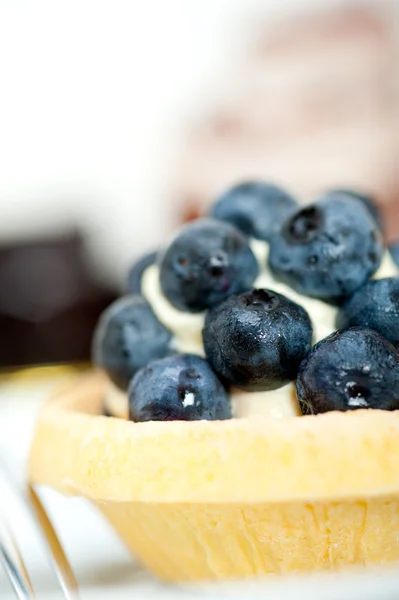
[0,0,258,283]
[0,0,344,286]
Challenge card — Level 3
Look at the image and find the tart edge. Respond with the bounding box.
[29,371,399,503]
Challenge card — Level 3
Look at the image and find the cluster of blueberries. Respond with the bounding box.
[92,182,399,421]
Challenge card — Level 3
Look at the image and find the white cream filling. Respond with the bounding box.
[141,266,205,356]
[373,250,398,280]
[231,384,302,419]
[104,383,129,419]
[119,242,397,421]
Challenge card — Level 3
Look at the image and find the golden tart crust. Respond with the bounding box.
[29,372,399,581]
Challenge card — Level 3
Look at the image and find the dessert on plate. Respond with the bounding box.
[29,185,399,581]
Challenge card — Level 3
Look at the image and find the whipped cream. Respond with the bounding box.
[115,243,397,421]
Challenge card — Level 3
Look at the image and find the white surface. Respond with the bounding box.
[1,372,399,599]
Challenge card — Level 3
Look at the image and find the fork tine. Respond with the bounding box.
[0,459,80,599]
[28,486,80,600]
[0,517,35,599]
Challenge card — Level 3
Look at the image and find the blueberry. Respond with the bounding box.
[202,289,312,391]
[336,277,399,349]
[389,240,399,268]
[159,218,259,312]
[92,295,176,390]
[127,250,157,294]
[296,327,399,414]
[329,189,383,231]
[128,354,231,422]
[210,181,298,241]
[269,195,383,303]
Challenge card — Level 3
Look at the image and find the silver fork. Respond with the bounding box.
[0,461,80,599]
